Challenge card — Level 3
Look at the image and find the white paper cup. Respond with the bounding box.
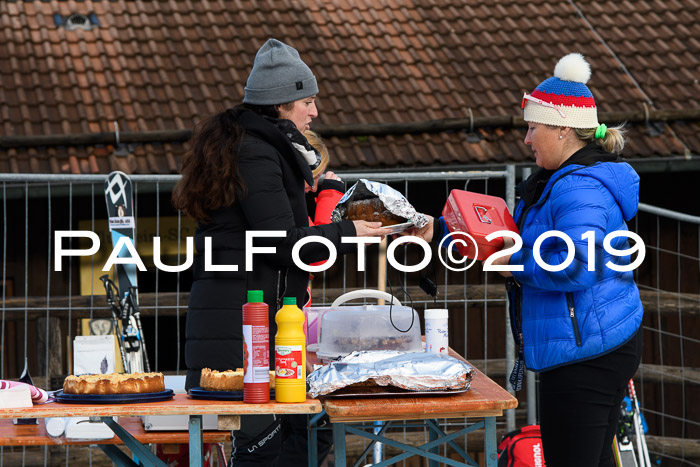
[424,309,449,355]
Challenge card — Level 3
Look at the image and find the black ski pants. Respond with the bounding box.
[227,413,333,467]
[538,326,642,467]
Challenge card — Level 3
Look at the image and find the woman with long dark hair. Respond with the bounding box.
[173,39,388,466]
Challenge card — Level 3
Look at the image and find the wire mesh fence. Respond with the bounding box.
[0,171,697,466]
[632,203,700,466]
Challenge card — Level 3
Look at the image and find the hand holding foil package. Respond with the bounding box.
[307,351,473,397]
[331,179,428,229]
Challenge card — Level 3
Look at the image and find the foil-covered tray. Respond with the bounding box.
[323,386,469,398]
[307,351,473,398]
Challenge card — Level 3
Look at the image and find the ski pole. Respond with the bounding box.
[106,277,130,373]
[628,379,652,467]
[127,286,151,372]
[632,404,645,467]
[120,290,143,372]
[125,316,143,373]
[100,275,129,373]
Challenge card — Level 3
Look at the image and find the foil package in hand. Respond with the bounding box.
[331,179,428,229]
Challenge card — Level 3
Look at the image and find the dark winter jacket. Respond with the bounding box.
[508,143,644,373]
[185,109,355,389]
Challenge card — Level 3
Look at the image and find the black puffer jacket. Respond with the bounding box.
[185,109,355,389]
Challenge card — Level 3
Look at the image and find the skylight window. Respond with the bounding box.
[54,13,101,31]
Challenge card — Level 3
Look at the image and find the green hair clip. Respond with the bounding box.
[594,123,607,139]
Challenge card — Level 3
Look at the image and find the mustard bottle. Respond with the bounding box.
[274,297,306,402]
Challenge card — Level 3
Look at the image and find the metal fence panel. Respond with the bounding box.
[0,172,697,466]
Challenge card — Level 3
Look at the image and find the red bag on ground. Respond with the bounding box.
[497,424,546,467]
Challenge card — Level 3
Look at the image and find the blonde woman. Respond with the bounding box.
[303,130,344,226]
[412,53,643,466]
[496,53,643,466]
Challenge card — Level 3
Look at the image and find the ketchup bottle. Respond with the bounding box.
[242,290,270,403]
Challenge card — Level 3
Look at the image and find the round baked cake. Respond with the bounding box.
[63,372,165,395]
[200,368,275,391]
[345,198,406,226]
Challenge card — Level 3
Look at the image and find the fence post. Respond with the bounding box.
[505,165,516,432]
[516,166,538,427]
[36,316,62,382]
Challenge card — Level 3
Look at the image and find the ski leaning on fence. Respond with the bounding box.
[103,170,150,373]
[613,378,652,467]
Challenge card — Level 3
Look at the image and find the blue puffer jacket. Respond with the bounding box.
[508,146,644,373]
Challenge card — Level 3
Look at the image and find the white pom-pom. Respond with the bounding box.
[553,53,591,84]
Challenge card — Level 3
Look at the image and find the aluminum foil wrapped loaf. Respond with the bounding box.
[307,350,473,397]
[331,179,429,230]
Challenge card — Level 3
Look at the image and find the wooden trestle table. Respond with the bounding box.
[0,393,321,466]
[309,348,518,467]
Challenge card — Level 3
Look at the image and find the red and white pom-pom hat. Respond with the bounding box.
[522,53,599,129]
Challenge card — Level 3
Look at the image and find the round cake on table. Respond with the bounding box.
[63,372,165,395]
[200,368,275,391]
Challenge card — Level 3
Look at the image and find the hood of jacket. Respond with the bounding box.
[233,107,316,186]
[517,142,639,221]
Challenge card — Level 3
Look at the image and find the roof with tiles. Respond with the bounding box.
[0,0,698,174]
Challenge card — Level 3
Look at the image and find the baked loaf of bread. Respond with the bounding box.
[345,198,406,226]
[200,368,276,391]
[63,372,165,395]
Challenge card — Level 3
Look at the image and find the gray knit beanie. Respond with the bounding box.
[244,39,318,105]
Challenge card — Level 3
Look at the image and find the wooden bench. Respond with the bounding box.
[0,416,230,446]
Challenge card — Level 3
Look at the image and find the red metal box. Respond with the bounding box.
[441,190,518,261]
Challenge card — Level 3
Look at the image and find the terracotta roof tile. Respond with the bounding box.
[0,0,698,173]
